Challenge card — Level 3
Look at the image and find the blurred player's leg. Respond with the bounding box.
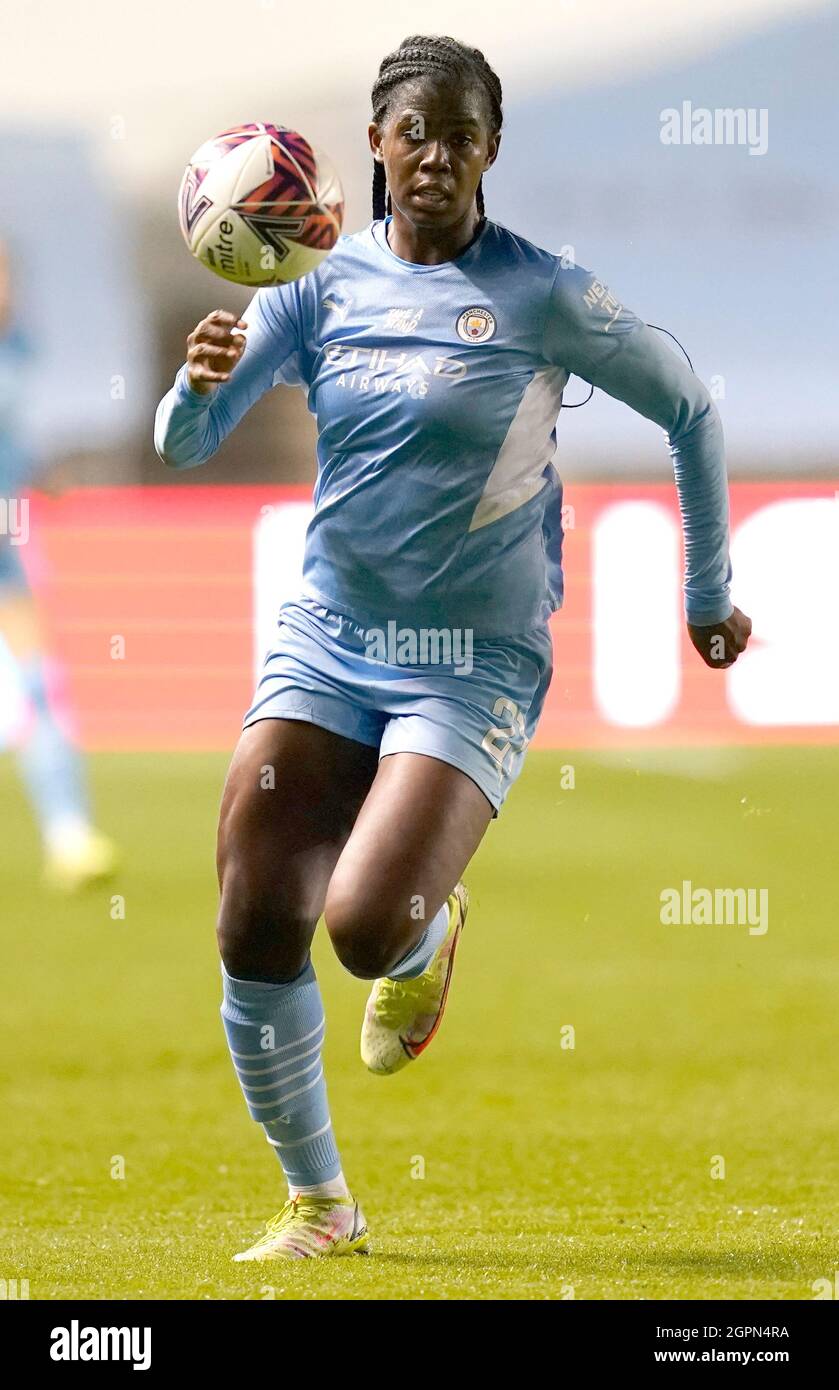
[324,752,492,1075]
[216,717,378,1260]
[0,581,117,891]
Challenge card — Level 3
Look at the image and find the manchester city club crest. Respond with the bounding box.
[455,306,497,343]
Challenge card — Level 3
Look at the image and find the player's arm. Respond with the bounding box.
[153,285,305,469]
[543,263,751,669]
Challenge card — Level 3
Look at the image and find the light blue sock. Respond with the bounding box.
[220,959,341,1189]
[387,902,450,980]
[14,656,90,841]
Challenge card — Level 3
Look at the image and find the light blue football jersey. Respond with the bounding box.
[155,216,733,636]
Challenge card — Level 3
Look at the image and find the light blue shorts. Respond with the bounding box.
[242,595,554,813]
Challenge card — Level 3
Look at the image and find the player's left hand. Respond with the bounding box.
[687,606,752,669]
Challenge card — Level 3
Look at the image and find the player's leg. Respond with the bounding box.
[325,750,492,979]
[0,568,116,890]
[216,716,379,1260]
[326,621,555,1074]
[216,715,379,978]
[325,751,493,1074]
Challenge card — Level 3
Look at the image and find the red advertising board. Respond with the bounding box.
[6,482,836,749]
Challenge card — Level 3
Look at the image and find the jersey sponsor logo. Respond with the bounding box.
[324,342,467,398]
[456,306,497,343]
[582,279,623,331]
[384,306,425,335]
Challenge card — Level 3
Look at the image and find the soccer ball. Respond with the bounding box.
[178,123,344,287]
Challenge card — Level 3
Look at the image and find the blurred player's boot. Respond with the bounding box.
[233,1195,369,1262]
[43,824,119,893]
[361,882,468,1076]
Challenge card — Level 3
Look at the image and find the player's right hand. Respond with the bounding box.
[687,606,752,669]
[186,309,248,395]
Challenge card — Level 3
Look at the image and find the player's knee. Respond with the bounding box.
[324,892,407,980]
[216,898,313,981]
[216,853,313,981]
[329,927,397,980]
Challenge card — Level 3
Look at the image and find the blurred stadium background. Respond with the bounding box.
[1,0,837,1300]
[0,0,836,749]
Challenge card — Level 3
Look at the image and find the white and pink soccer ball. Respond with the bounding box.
[178,122,344,287]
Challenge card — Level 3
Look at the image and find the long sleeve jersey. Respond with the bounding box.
[155,215,733,637]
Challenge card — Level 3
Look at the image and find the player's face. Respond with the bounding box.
[370,78,499,231]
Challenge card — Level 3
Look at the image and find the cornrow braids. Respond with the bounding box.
[370,34,503,220]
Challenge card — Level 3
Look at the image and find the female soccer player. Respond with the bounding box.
[155,35,752,1261]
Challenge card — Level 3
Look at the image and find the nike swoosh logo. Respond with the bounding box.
[350,1203,365,1241]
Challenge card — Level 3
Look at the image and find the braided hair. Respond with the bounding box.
[370,35,503,220]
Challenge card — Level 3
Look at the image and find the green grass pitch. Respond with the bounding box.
[1,747,837,1301]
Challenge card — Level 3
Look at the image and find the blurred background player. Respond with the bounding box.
[0,240,117,890]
